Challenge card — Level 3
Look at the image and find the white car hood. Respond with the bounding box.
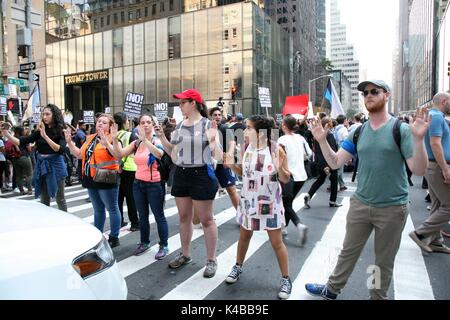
[0,199,102,282]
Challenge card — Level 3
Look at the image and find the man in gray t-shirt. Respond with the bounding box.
[304,80,429,300]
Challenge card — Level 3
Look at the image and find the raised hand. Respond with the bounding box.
[309,117,330,142]
[137,125,147,141]
[110,123,119,141]
[0,121,11,132]
[63,128,72,144]
[409,107,430,140]
[206,120,218,144]
[38,122,47,139]
[97,129,109,147]
[154,124,163,138]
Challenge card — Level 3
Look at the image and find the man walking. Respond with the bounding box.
[409,92,450,254]
[304,80,429,300]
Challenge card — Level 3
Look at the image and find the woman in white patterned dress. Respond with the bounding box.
[224,115,293,299]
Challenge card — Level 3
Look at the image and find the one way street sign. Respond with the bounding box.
[17,71,39,81]
[19,62,36,72]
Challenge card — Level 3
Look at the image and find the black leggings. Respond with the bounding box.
[0,161,6,189]
[118,170,139,226]
[307,169,338,202]
[283,181,306,227]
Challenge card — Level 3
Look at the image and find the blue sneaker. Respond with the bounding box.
[155,245,169,260]
[305,283,338,300]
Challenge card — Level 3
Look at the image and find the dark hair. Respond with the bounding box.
[13,126,25,137]
[138,114,157,125]
[43,104,65,136]
[209,107,222,118]
[321,117,331,128]
[319,112,327,119]
[248,115,275,150]
[336,114,346,125]
[354,113,362,122]
[113,112,128,131]
[193,100,208,118]
[282,115,298,132]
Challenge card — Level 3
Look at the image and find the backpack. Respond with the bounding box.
[4,140,22,160]
[351,119,406,182]
[155,151,173,182]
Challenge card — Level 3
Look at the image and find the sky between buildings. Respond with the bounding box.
[332,0,399,87]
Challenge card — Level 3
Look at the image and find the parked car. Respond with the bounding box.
[0,199,127,299]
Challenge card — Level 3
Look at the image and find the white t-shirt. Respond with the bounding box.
[0,139,6,162]
[348,122,362,134]
[277,134,309,182]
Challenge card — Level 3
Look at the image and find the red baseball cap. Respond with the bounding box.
[173,89,204,104]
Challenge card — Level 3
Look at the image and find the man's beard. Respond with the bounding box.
[365,99,385,113]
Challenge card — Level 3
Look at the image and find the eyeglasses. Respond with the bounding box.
[362,88,385,97]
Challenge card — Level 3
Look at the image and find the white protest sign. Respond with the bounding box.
[258,87,272,108]
[154,103,169,123]
[124,92,144,119]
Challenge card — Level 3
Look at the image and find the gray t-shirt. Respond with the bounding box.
[170,118,213,168]
[341,117,413,207]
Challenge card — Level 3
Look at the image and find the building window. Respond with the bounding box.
[152,4,156,15]
[121,11,125,23]
[160,1,165,12]
[232,44,237,50]
[224,65,230,74]
[128,11,133,21]
[107,15,110,25]
[100,17,104,28]
[145,6,148,17]
[232,28,237,38]
[136,9,141,19]
[114,13,118,24]
[223,80,230,92]
[223,29,229,40]
[168,16,181,59]
[94,19,98,30]
[170,0,174,10]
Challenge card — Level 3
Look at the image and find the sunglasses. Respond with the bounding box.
[362,88,385,97]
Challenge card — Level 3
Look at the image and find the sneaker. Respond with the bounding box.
[326,186,331,192]
[129,224,140,232]
[278,277,292,299]
[226,264,243,284]
[329,202,343,208]
[168,253,192,269]
[193,223,203,229]
[108,236,120,248]
[27,189,33,195]
[429,243,450,254]
[304,194,311,209]
[133,243,150,256]
[282,226,288,236]
[305,283,338,300]
[297,224,308,246]
[155,245,169,260]
[340,186,348,191]
[203,260,218,278]
[408,231,432,253]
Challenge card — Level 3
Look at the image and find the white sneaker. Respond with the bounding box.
[13,188,20,194]
[297,224,308,246]
[193,223,203,229]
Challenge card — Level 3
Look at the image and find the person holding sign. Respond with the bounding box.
[155,89,222,278]
[1,104,68,211]
[64,114,123,248]
[112,114,169,260]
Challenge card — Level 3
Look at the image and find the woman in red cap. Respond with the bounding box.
[155,89,222,278]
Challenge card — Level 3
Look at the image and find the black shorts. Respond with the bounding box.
[215,164,236,188]
[171,166,219,201]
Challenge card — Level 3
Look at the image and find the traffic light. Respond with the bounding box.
[7,98,21,114]
[231,86,237,100]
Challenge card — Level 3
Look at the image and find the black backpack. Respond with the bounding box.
[351,119,406,182]
[156,151,173,182]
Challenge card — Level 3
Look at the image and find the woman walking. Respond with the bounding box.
[1,104,68,211]
[278,115,311,245]
[156,89,222,278]
[64,114,122,247]
[113,114,169,260]
[224,115,293,299]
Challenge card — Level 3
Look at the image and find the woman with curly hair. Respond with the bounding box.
[1,104,68,211]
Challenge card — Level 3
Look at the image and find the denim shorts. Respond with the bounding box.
[171,166,219,201]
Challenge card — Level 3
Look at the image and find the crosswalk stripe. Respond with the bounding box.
[393,216,434,300]
[161,232,269,300]
[118,207,236,278]
[289,197,350,300]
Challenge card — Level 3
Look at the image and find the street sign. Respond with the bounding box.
[20,62,36,72]
[229,101,238,105]
[17,71,39,81]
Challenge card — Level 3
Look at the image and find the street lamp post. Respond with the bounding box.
[308,74,334,105]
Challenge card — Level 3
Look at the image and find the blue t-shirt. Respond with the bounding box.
[425,109,450,162]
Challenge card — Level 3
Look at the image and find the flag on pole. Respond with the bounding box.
[22,83,41,122]
[324,79,344,118]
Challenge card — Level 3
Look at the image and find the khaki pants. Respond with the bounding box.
[416,162,450,244]
[327,197,408,300]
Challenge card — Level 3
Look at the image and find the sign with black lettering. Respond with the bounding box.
[154,102,169,123]
[83,110,95,125]
[124,92,144,119]
[32,107,42,125]
[258,87,272,108]
[0,97,6,116]
[19,62,36,72]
